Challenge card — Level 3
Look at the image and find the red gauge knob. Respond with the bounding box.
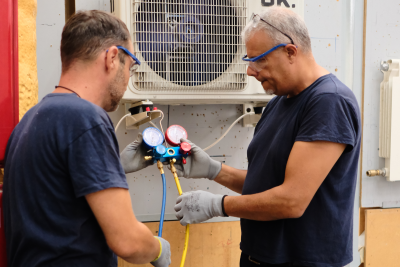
[179,142,191,155]
[145,107,150,111]
[154,107,158,110]
[165,125,188,146]
[182,158,187,164]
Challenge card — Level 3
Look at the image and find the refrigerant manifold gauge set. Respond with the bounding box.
[142,125,191,164]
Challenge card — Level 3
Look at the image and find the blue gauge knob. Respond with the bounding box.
[155,145,167,157]
[142,127,164,149]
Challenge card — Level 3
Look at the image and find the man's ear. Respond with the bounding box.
[105,46,119,72]
[286,44,297,64]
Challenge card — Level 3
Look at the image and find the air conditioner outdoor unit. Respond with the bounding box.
[112,0,304,105]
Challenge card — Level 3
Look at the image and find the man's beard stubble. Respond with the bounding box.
[106,65,126,112]
[265,89,274,95]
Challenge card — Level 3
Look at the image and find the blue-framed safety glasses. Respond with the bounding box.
[107,45,141,77]
[242,44,288,72]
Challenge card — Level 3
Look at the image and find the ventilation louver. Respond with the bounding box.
[132,0,247,91]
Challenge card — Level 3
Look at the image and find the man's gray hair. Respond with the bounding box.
[241,7,312,54]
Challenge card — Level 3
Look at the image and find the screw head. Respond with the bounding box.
[381,62,389,72]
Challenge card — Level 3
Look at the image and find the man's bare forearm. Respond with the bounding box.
[86,188,160,264]
[213,164,247,194]
[223,185,304,221]
[121,222,160,264]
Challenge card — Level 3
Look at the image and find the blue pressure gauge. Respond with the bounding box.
[142,127,164,149]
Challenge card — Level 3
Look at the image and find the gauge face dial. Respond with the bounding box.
[143,127,164,148]
[165,125,188,146]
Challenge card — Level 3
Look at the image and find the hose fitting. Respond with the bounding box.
[157,160,164,174]
[144,156,153,161]
[366,168,387,177]
[169,158,177,174]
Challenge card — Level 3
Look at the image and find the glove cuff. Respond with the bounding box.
[208,159,222,180]
[211,194,226,218]
[221,195,229,217]
[151,236,162,262]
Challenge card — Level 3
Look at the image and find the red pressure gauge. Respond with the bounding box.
[165,125,188,146]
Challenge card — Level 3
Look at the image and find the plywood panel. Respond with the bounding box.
[364,208,400,266]
[19,0,39,119]
[118,221,241,267]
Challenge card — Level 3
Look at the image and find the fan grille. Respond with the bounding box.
[131,0,247,91]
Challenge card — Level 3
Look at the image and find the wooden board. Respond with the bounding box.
[365,209,400,266]
[118,221,241,267]
[64,0,75,22]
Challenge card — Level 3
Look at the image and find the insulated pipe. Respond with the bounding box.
[157,161,166,237]
[169,159,189,267]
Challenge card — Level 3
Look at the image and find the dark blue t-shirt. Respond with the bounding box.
[3,93,128,267]
[241,74,361,267]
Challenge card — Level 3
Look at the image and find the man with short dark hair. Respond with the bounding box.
[173,7,361,267]
[3,10,170,267]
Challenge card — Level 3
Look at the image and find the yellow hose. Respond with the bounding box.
[170,159,189,267]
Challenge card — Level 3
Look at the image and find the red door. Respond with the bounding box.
[0,0,19,266]
[0,184,6,266]
[0,0,19,167]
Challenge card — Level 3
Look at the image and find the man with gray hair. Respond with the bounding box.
[173,6,360,267]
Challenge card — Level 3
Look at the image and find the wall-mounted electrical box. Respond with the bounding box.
[112,0,304,105]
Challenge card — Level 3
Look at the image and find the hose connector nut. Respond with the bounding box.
[169,158,177,174]
[144,156,153,161]
[366,168,387,177]
[157,160,164,174]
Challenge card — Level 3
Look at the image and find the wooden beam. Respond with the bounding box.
[65,0,75,22]
[358,0,368,235]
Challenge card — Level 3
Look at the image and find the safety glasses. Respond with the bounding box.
[107,46,141,77]
[116,46,141,77]
[242,43,287,71]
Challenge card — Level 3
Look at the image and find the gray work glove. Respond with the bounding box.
[120,133,153,173]
[170,138,222,180]
[151,236,171,267]
[174,190,225,226]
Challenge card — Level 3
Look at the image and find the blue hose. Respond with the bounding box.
[158,173,167,237]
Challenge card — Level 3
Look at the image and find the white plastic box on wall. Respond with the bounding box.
[111,0,304,105]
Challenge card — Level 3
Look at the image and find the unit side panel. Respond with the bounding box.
[361,0,400,207]
[36,0,65,100]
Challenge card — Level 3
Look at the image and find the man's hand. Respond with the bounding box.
[120,133,153,173]
[174,190,225,226]
[170,139,222,180]
[151,237,171,267]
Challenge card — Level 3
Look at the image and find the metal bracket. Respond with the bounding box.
[123,102,161,130]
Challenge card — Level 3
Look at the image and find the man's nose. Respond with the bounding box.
[246,66,259,78]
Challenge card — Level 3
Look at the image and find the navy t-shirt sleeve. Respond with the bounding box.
[295,93,358,152]
[67,124,128,198]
